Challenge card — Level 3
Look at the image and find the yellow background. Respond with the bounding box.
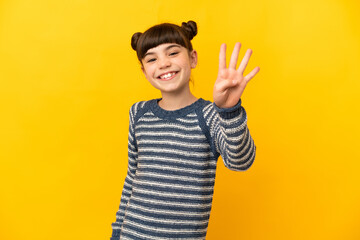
[1,0,359,239]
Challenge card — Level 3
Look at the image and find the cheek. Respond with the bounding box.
[176,58,191,70]
[142,67,155,78]
[180,61,192,74]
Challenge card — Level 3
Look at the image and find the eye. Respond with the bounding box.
[169,51,179,56]
[146,58,156,63]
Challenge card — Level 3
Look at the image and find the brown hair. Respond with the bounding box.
[131,21,197,63]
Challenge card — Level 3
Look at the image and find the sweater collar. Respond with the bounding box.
[149,97,204,119]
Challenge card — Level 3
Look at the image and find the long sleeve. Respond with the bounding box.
[111,103,139,240]
[203,99,256,171]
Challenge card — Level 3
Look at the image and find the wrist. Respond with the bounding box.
[213,99,242,119]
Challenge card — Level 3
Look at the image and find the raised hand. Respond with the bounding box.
[213,42,260,109]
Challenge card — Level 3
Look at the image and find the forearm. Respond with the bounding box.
[212,99,256,171]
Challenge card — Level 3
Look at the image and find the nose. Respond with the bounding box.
[158,56,171,69]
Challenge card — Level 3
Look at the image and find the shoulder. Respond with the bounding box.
[129,100,148,112]
[197,98,213,111]
[129,99,154,122]
[193,99,219,129]
[199,98,217,119]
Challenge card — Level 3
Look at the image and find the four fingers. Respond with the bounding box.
[219,42,254,73]
[218,42,259,86]
[215,42,259,104]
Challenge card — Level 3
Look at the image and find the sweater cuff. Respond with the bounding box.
[213,99,242,119]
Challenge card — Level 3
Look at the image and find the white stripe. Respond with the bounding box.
[204,107,216,124]
[203,104,215,119]
[138,139,209,149]
[131,196,211,210]
[132,188,213,201]
[227,130,251,156]
[136,131,206,140]
[223,121,247,135]
[139,147,211,158]
[128,133,134,142]
[140,155,216,167]
[139,115,199,123]
[121,228,160,240]
[228,135,254,161]
[203,103,213,115]
[123,181,133,190]
[128,140,136,150]
[134,178,214,191]
[120,188,131,196]
[125,210,209,225]
[124,219,207,233]
[136,171,215,183]
[137,163,216,175]
[136,122,201,131]
[128,148,137,156]
[127,165,136,174]
[226,150,254,170]
[227,133,246,142]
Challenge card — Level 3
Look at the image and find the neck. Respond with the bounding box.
[158,89,198,111]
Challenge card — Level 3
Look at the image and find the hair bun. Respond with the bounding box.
[131,32,142,50]
[181,21,197,40]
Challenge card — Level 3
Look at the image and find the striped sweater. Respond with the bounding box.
[111,97,256,240]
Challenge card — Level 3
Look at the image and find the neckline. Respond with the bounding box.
[150,97,204,119]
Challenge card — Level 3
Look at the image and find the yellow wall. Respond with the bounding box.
[1,0,359,239]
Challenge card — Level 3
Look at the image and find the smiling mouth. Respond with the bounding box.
[157,71,178,80]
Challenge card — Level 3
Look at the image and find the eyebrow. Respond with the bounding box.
[143,44,181,58]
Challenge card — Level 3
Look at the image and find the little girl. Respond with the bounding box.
[111,20,260,240]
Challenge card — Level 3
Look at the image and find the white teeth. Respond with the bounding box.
[160,72,175,79]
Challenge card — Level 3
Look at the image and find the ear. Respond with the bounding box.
[189,50,198,69]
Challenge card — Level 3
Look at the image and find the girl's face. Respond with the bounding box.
[141,43,197,96]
